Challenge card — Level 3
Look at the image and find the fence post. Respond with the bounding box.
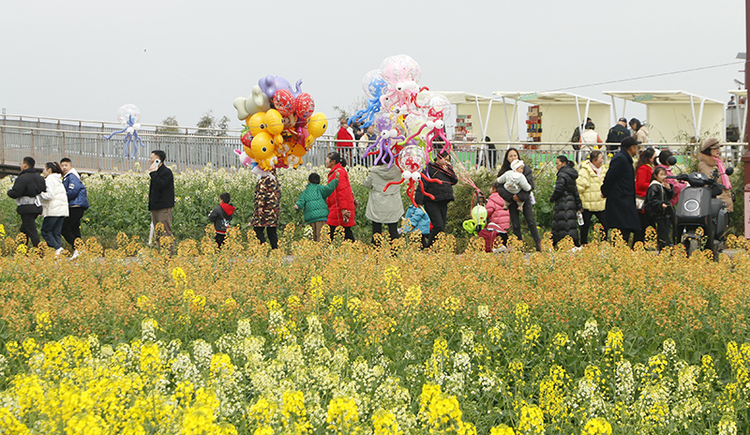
[743,149,750,239]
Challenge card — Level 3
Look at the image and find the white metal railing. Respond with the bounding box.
[1,115,745,174]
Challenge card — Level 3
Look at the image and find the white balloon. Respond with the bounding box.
[402,170,412,180]
[133,123,141,130]
[389,129,398,138]
[126,126,135,134]
[435,120,445,129]
[117,104,141,126]
[411,172,421,181]
[426,121,436,130]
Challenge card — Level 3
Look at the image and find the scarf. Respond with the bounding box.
[588,161,602,177]
[714,157,732,189]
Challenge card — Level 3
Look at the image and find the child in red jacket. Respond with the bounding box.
[478,183,511,252]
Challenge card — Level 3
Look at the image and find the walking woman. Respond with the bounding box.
[549,156,583,248]
[364,154,403,244]
[326,152,356,241]
[39,162,69,255]
[496,148,542,251]
[415,149,458,248]
[634,147,656,244]
[251,170,281,249]
[576,150,608,244]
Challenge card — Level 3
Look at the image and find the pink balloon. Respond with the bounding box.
[294,93,315,121]
[272,89,295,118]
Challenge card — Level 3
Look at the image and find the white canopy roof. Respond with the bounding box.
[418,91,500,104]
[492,91,610,106]
[602,90,723,105]
[417,91,516,142]
[604,91,725,142]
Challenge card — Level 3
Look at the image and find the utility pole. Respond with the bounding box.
[744,0,750,238]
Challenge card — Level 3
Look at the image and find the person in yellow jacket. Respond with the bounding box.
[576,150,608,244]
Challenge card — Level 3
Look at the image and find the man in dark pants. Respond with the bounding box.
[149,150,175,253]
[7,156,46,247]
[601,137,641,243]
[59,157,89,258]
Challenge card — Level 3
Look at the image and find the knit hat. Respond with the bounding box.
[511,159,524,171]
[701,138,720,152]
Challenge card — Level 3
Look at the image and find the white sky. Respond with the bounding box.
[0,0,745,133]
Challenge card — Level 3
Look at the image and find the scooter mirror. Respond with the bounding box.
[726,167,734,176]
[666,156,677,166]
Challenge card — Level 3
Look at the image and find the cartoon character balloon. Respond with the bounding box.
[348,70,388,129]
[104,104,145,159]
[384,145,443,207]
[363,114,404,168]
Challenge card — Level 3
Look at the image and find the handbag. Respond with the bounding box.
[635,195,645,211]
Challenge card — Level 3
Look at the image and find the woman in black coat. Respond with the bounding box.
[549,155,583,248]
[601,137,641,242]
[497,148,542,251]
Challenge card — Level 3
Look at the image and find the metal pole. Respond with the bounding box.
[744,0,750,238]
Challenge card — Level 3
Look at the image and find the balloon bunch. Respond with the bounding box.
[104,104,145,159]
[351,55,454,206]
[232,75,327,172]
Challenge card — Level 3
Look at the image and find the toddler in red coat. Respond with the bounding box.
[478,183,511,252]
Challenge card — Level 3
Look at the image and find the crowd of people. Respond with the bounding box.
[6,133,735,253]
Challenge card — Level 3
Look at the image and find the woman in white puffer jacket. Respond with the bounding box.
[39,162,69,254]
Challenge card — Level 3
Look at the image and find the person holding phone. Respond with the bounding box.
[149,150,175,253]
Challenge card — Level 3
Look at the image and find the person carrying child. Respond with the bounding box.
[403,202,431,248]
[478,183,511,252]
[645,166,674,251]
[208,192,235,248]
[294,171,339,241]
[496,159,531,210]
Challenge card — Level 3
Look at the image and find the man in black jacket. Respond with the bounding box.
[7,156,46,247]
[605,117,631,152]
[601,137,641,243]
[148,150,175,252]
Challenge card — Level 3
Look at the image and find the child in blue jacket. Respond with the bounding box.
[403,204,431,248]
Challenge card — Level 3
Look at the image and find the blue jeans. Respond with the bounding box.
[41,216,65,249]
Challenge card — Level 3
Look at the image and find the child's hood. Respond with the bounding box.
[488,192,505,207]
[220,203,235,216]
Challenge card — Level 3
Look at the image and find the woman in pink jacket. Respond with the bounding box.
[478,183,511,252]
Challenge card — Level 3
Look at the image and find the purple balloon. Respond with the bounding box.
[258,75,292,98]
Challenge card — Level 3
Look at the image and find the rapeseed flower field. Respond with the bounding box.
[0,229,749,433]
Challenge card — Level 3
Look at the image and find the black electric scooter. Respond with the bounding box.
[666,156,733,261]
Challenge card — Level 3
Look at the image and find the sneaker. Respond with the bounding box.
[70,250,80,260]
[55,248,64,256]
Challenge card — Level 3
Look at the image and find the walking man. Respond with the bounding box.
[7,156,46,247]
[59,157,89,258]
[605,117,630,153]
[148,150,175,253]
[601,137,641,243]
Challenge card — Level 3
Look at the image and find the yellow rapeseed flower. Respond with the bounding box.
[581,417,612,435]
[172,267,188,286]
